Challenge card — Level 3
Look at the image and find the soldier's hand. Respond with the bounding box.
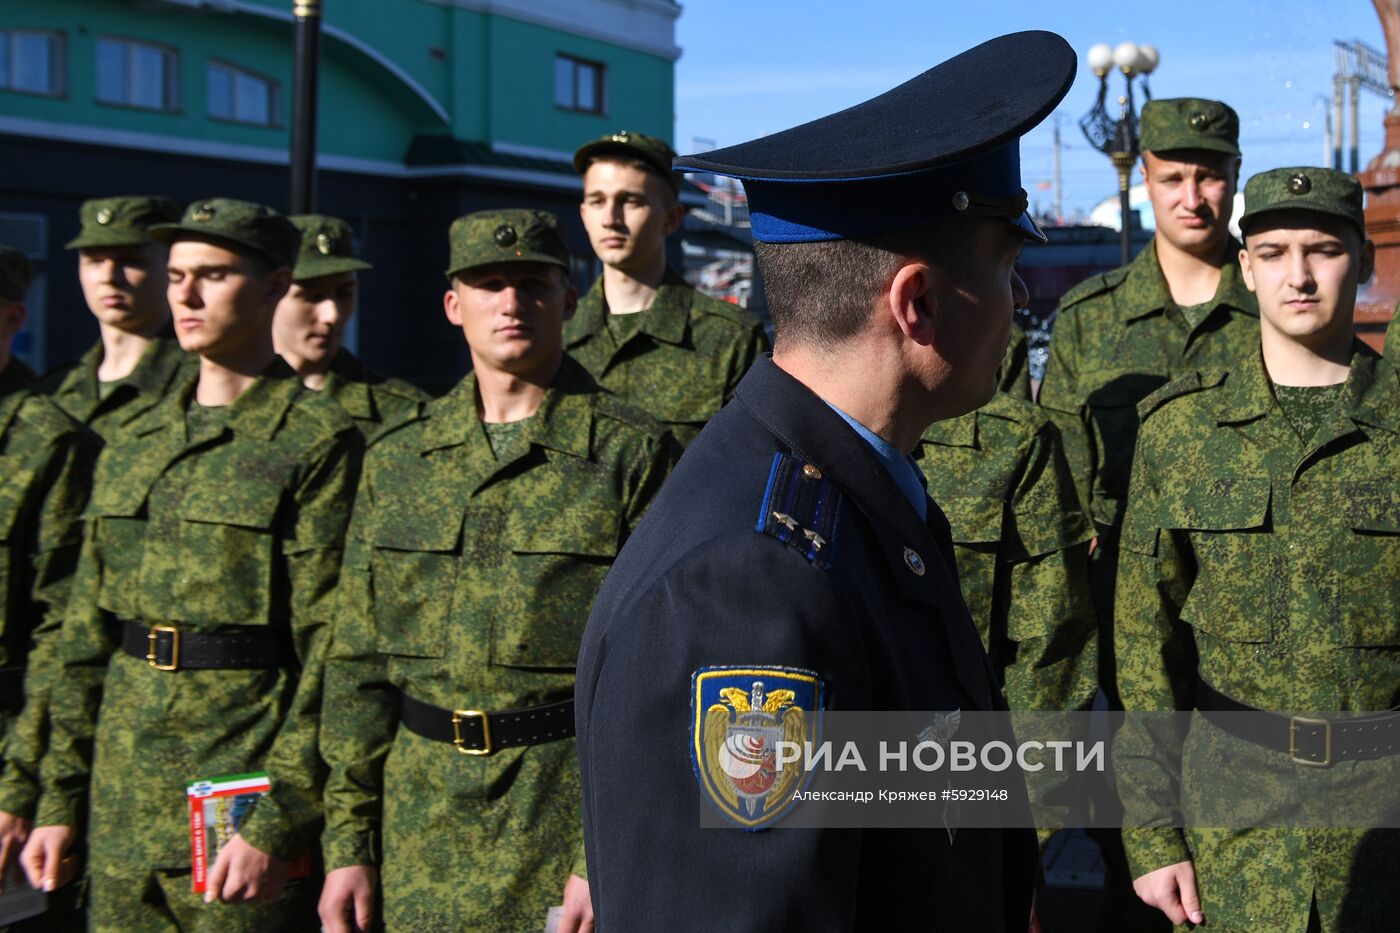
[1133,859,1204,926]
[559,873,594,933]
[0,811,32,892]
[204,832,290,905]
[319,864,377,933]
[19,824,76,892]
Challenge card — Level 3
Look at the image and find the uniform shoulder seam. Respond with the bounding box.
[1057,267,1128,310]
[1136,369,1226,421]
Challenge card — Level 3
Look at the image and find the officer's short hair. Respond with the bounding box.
[754,218,975,350]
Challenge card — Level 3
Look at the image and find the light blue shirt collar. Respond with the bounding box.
[825,402,928,522]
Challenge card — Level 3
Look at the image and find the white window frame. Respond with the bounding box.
[206,59,280,128]
[554,53,606,115]
[0,30,66,98]
[95,36,179,113]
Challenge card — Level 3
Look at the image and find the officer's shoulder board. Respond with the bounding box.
[755,453,843,571]
[1136,369,1227,422]
[1057,267,1129,311]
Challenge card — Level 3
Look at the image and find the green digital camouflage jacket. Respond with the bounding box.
[914,391,1096,712]
[1038,240,1258,529]
[321,355,675,932]
[320,349,428,441]
[1000,327,1033,401]
[0,390,96,818]
[562,268,767,446]
[1114,343,1400,932]
[37,362,361,873]
[39,332,190,440]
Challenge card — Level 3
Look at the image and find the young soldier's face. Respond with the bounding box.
[1142,150,1239,257]
[274,271,357,371]
[166,239,290,359]
[77,243,170,333]
[1240,212,1373,348]
[444,262,577,379]
[579,160,683,273]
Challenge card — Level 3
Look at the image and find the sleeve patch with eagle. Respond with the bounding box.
[690,666,825,830]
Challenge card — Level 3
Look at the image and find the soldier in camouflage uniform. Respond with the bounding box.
[568,131,767,446]
[1039,100,1258,660]
[22,199,361,932]
[0,246,39,392]
[1037,97,1259,933]
[275,215,427,439]
[0,255,97,897]
[912,355,1095,820]
[39,196,189,440]
[1116,167,1400,931]
[318,210,675,933]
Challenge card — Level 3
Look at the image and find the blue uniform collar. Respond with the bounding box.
[824,402,928,522]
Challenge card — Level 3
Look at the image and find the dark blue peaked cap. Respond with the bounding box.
[674,31,1076,244]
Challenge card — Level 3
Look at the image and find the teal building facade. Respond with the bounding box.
[0,0,682,387]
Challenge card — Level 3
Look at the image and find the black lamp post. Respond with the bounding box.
[290,0,322,214]
[1079,42,1158,266]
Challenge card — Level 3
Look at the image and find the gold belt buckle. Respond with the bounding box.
[147,625,180,671]
[451,709,492,756]
[1289,715,1332,767]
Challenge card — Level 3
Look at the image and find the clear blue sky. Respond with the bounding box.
[673,1,1394,219]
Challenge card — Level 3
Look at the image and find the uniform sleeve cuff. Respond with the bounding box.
[322,829,379,872]
[1121,827,1191,879]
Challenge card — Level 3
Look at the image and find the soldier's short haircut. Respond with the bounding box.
[754,218,975,351]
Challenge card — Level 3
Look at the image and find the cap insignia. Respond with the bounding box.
[951,191,970,212]
[192,204,216,223]
[1288,173,1311,195]
[316,232,336,255]
[494,225,518,247]
[1189,112,1208,130]
[95,207,114,225]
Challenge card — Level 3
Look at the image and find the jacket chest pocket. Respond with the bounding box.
[87,481,151,620]
[1167,477,1273,644]
[157,482,284,625]
[489,507,620,669]
[1337,483,1400,647]
[369,503,464,658]
[633,354,725,430]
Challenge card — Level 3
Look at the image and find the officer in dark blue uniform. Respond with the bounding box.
[575,32,1076,931]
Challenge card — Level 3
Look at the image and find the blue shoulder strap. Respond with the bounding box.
[754,452,843,571]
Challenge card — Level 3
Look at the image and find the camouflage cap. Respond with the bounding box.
[150,198,300,268]
[0,245,33,302]
[1139,98,1240,156]
[1239,167,1365,236]
[445,209,569,278]
[289,214,372,281]
[573,130,682,193]
[64,195,183,250]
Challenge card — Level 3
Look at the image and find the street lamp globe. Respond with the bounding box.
[1087,43,1114,77]
[1114,41,1140,75]
[1137,44,1160,75]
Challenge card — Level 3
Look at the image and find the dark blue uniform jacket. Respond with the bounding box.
[576,355,1038,931]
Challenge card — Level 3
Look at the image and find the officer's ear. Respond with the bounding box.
[887,259,938,347]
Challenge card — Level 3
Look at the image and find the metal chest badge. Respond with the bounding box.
[692,666,823,830]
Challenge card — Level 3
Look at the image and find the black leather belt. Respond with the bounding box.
[1196,678,1400,768]
[120,620,293,671]
[398,690,574,756]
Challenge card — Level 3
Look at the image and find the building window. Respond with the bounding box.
[96,37,178,111]
[0,31,65,97]
[207,62,279,127]
[554,54,605,114]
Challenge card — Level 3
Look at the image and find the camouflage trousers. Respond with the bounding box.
[86,869,317,933]
[379,729,581,932]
